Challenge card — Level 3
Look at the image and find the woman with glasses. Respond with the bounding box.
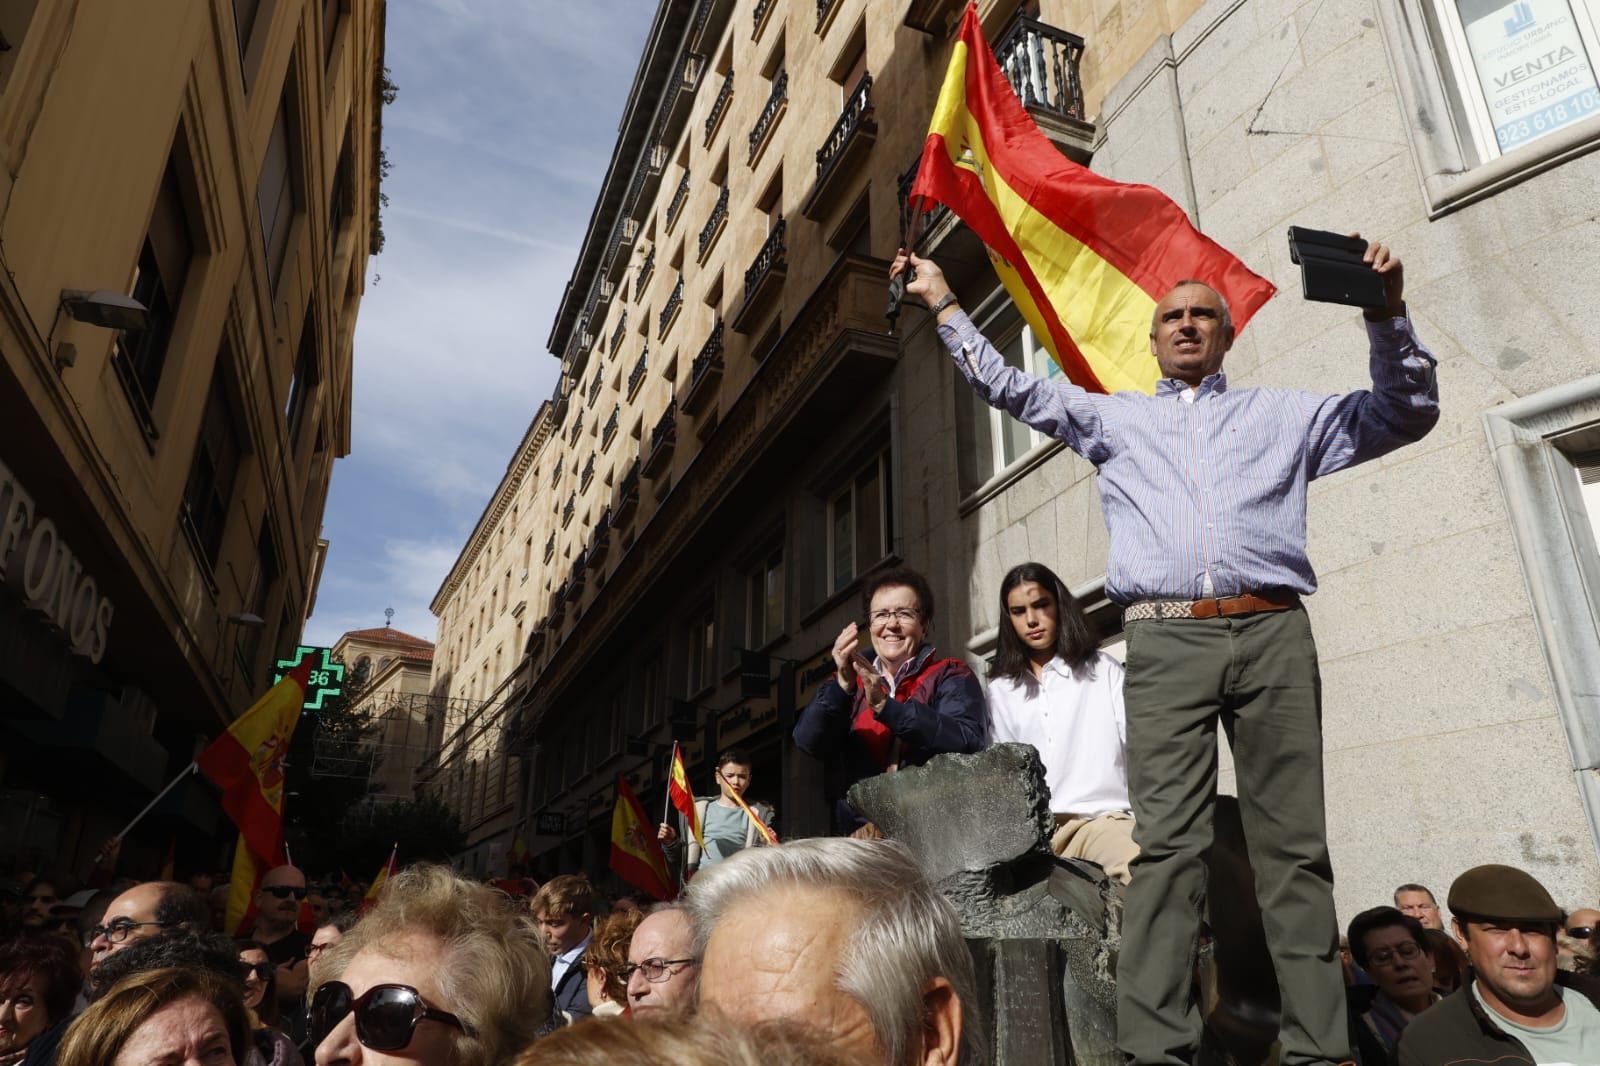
[308,863,550,1065]
[794,565,988,837]
[55,966,250,1066]
[1345,907,1437,1066]
[237,940,302,1066]
[0,933,81,1066]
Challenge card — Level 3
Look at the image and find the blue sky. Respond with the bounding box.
[303,0,658,647]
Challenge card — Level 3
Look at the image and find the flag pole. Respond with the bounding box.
[886,190,928,333]
[96,761,198,861]
[661,743,678,826]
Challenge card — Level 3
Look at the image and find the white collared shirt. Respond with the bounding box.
[987,651,1131,817]
[550,932,591,991]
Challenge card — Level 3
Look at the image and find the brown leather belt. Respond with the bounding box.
[1123,589,1300,623]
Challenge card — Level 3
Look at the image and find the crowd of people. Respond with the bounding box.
[5,241,1599,1064]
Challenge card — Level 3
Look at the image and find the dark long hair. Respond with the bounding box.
[991,562,1096,680]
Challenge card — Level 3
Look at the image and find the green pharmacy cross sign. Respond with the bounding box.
[273,646,345,711]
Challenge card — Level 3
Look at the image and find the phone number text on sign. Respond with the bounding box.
[1496,85,1600,147]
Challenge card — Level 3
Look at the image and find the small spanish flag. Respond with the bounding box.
[667,744,705,851]
[609,775,676,901]
[359,844,398,915]
[727,787,778,846]
[910,3,1275,394]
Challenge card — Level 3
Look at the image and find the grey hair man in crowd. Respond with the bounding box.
[686,837,983,1066]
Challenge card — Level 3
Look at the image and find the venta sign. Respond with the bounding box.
[0,458,115,663]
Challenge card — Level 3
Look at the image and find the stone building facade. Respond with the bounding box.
[0,0,386,875]
[437,0,1600,914]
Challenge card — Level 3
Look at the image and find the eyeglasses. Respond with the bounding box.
[1567,925,1595,940]
[1367,941,1424,967]
[261,885,308,901]
[89,919,173,944]
[619,957,698,983]
[307,941,333,958]
[868,608,920,625]
[241,962,274,982]
[308,982,469,1052]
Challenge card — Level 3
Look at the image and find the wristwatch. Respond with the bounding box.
[931,292,960,315]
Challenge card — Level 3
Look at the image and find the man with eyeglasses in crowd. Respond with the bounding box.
[794,565,988,837]
[1345,906,1438,1064]
[249,865,313,1023]
[623,905,699,1015]
[86,879,209,981]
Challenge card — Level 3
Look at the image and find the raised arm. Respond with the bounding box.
[889,250,1116,464]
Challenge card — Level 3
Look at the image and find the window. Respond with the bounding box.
[827,451,892,593]
[686,604,716,695]
[258,92,300,297]
[181,360,244,573]
[631,651,663,733]
[745,546,784,647]
[954,296,1061,496]
[285,304,320,447]
[113,158,195,437]
[1430,0,1600,159]
[328,130,353,256]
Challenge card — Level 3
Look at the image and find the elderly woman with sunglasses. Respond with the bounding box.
[309,864,551,1065]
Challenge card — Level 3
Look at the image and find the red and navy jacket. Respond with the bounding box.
[793,642,988,834]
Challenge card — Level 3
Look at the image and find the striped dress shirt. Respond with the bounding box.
[940,311,1439,604]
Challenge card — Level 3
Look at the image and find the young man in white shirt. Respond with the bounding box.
[987,562,1138,884]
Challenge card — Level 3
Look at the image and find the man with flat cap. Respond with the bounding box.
[1398,863,1600,1066]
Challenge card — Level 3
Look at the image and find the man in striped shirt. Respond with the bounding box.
[892,240,1437,1066]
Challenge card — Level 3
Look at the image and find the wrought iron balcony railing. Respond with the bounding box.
[587,370,603,406]
[544,532,555,562]
[744,219,786,300]
[628,347,649,398]
[749,70,788,161]
[691,321,724,387]
[753,0,776,35]
[650,401,677,454]
[562,494,575,527]
[568,415,583,446]
[705,71,734,144]
[996,14,1086,121]
[816,74,873,182]
[580,455,595,491]
[551,457,563,489]
[609,313,628,354]
[698,185,729,259]
[602,405,620,449]
[619,461,640,504]
[624,142,667,216]
[637,246,655,291]
[665,171,691,230]
[658,277,683,338]
[816,0,840,30]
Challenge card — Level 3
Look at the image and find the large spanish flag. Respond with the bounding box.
[609,774,677,901]
[911,3,1275,394]
[198,659,312,934]
[666,743,705,852]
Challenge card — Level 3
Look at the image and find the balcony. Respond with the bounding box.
[732,218,786,333]
[589,508,612,565]
[550,584,567,620]
[697,185,729,263]
[615,460,640,523]
[682,321,724,415]
[665,171,691,232]
[705,71,734,146]
[748,70,787,165]
[637,246,655,292]
[567,556,586,598]
[752,0,777,39]
[602,405,620,449]
[567,415,583,447]
[562,494,575,528]
[996,14,1093,162]
[816,0,842,34]
[603,218,639,286]
[691,0,735,52]
[658,276,684,340]
[642,401,677,478]
[544,532,555,562]
[609,313,628,355]
[628,347,649,400]
[551,458,563,490]
[624,142,669,218]
[587,370,603,406]
[802,74,877,221]
[580,455,595,492]
[653,51,706,147]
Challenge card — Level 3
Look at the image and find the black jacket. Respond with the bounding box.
[1396,971,1600,1066]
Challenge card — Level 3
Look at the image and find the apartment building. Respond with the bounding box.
[444,0,1600,909]
[0,0,386,874]
[423,406,559,874]
[329,624,434,803]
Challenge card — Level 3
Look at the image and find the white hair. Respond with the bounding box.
[685,838,985,1066]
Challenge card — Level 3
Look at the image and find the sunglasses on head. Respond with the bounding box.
[261,885,307,900]
[309,981,469,1051]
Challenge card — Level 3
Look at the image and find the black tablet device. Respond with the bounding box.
[1286,226,1387,309]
